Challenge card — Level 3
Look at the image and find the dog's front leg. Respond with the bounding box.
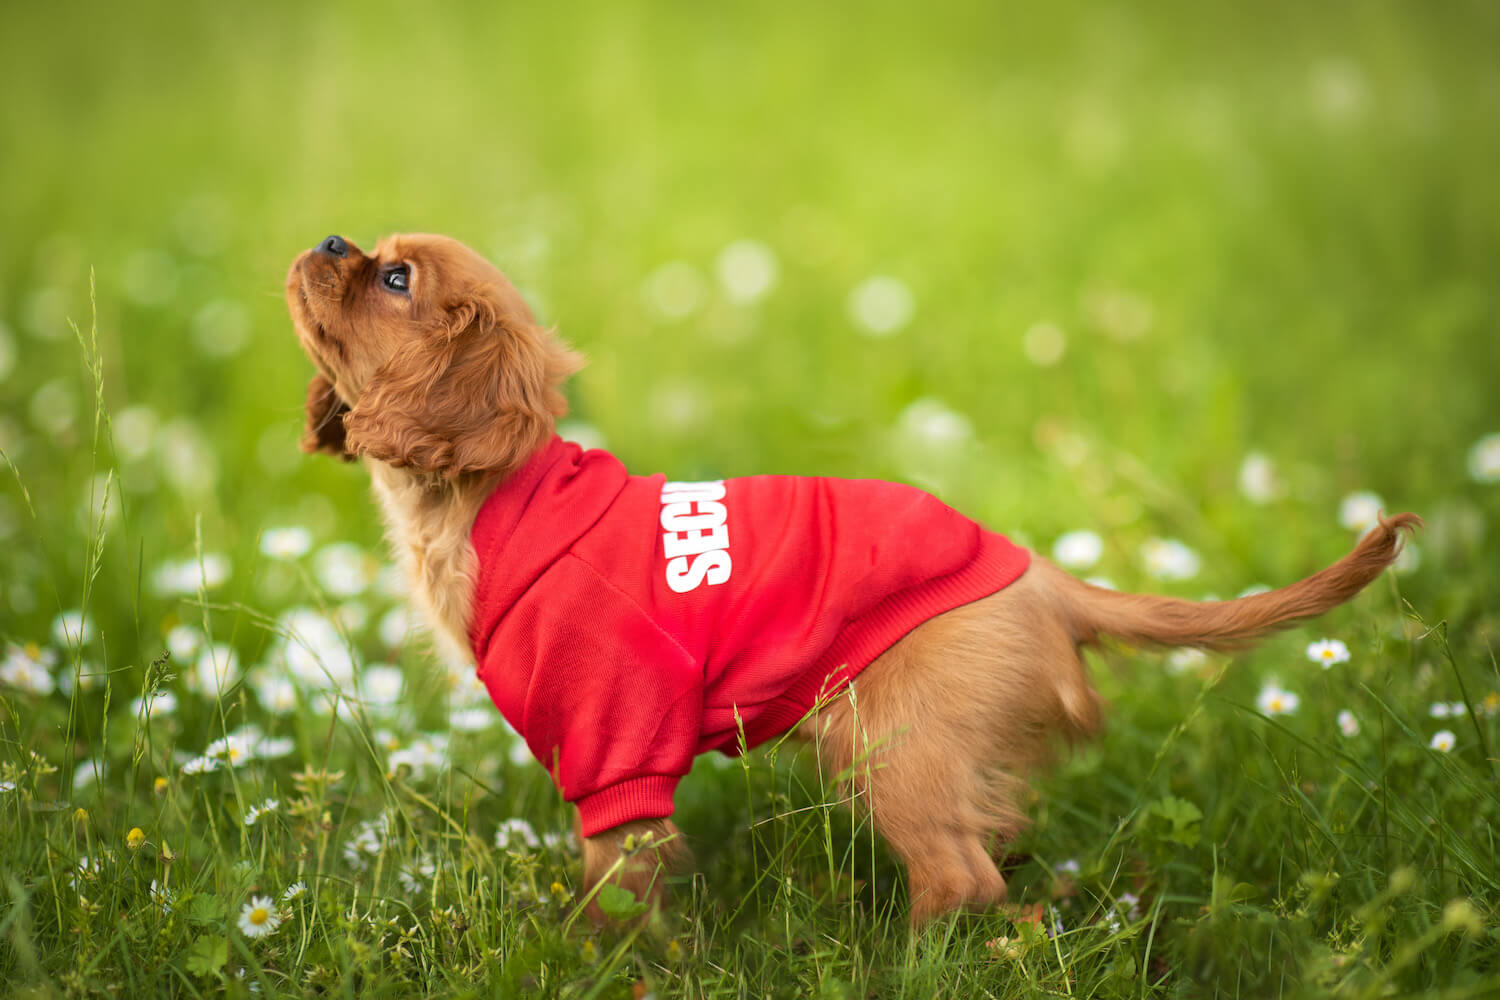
[580,815,691,923]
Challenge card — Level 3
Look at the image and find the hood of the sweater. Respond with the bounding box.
[466,436,630,653]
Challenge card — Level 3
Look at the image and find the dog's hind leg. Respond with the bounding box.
[807,572,1101,925]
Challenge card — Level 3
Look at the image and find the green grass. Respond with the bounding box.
[3,0,1500,995]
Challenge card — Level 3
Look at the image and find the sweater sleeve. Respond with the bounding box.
[479,555,702,837]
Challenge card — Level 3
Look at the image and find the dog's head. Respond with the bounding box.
[285,233,581,476]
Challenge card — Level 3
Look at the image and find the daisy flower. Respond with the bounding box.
[51,610,94,648]
[1166,648,1207,675]
[495,818,541,851]
[1429,730,1456,753]
[260,526,312,560]
[847,275,914,337]
[313,543,370,597]
[237,895,282,938]
[1428,701,1465,719]
[131,690,178,719]
[1256,682,1300,717]
[181,754,220,776]
[1140,538,1200,581]
[1052,530,1104,571]
[253,673,297,715]
[243,798,280,827]
[3,642,59,696]
[281,881,308,902]
[449,706,492,732]
[716,239,779,305]
[1338,491,1384,533]
[1337,710,1360,737]
[1467,433,1500,484]
[1238,452,1280,504]
[1306,638,1351,668]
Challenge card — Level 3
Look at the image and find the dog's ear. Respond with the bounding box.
[300,373,355,461]
[343,290,582,477]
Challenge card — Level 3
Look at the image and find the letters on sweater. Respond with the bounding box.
[659,480,732,593]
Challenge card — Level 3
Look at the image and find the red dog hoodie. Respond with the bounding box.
[469,437,1030,835]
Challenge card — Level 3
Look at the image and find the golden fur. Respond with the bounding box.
[286,232,1420,925]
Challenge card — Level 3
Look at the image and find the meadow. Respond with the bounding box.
[2,1,1499,996]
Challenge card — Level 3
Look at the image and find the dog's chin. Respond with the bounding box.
[285,267,349,396]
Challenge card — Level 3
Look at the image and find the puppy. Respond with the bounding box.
[286,232,1418,925]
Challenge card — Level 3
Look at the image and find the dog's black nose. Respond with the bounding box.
[315,235,348,258]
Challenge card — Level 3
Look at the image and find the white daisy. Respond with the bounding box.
[130,690,178,718]
[1337,710,1360,737]
[1165,648,1207,675]
[51,610,94,648]
[279,608,357,689]
[378,606,418,649]
[848,275,914,337]
[716,239,779,305]
[166,625,202,662]
[237,895,282,938]
[388,736,448,779]
[253,673,297,715]
[256,737,295,760]
[72,759,105,790]
[205,725,263,766]
[1052,530,1104,571]
[449,706,492,732]
[1140,538,1201,581]
[641,260,707,321]
[188,644,239,697]
[1338,491,1384,533]
[313,543,370,598]
[1,643,57,696]
[281,881,308,902]
[151,553,231,597]
[1429,730,1456,753]
[1467,433,1500,484]
[360,664,405,714]
[1021,322,1066,367]
[180,754,220,776]
[260,526,312,560]
[896,398,973,453]
[495,818,541,851]
[243,798,280,827]
[1238,452,1280,504]
[342,814,392,869]
[1306,639,1351,668]
[1256,682,1300,717]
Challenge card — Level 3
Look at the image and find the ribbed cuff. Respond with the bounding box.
[574,774,681,837]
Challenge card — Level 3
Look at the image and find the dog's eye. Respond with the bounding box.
[382,266,410,293]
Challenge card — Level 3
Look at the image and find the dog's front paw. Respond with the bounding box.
[581,817,690,925]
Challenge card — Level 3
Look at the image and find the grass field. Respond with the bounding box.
[3,1,1500,996]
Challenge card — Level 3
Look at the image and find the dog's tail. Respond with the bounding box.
[1055,513,1421,651]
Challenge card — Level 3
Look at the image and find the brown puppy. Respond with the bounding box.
[286,232,1418,925]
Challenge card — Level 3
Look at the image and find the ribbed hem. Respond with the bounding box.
[739,531,1031,747]
[574,774,682,837]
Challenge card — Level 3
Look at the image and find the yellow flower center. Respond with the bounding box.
[250,907,269,925]
[1269,696,1285,711]
[228,748,243,762]
[1321,649,1335,659]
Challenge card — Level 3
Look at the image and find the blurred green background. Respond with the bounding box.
[3,1,1500,992]
[1,0,1497,670]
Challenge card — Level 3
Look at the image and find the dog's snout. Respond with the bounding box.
[316,234,348,258]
